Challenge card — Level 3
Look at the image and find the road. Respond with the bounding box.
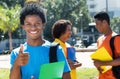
[76,52,95,68]
[0,54,10,69]
[0,52,95,69]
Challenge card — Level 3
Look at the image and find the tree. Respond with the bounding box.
[41,0,91,41]
[0,0,24,7]
[111,17,120,33]
[0,4,21,51]
[0,0,41,7]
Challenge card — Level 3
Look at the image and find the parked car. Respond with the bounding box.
[74,43,85,49]
[87,43,97,49]
[0,49,3,54]
[4,50,10,54]
[0,49,10,55]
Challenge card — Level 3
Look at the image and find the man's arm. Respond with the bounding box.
[95,57,120,66]
[62,72,71,79]
[93,57,120,73]
[10,64,21,79]
[10,44,29,79]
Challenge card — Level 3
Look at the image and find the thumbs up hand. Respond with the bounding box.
[14,44,29,67]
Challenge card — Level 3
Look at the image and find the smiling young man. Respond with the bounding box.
[10,2,71,79]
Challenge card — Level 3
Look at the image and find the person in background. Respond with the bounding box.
[10,2,71,79]
[52,19,82,79]
[93,11,120,79]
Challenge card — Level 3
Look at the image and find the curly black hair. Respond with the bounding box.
[52,20,72,38]
[20,2,46,25]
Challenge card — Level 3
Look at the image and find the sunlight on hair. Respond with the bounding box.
[25,0,40,3]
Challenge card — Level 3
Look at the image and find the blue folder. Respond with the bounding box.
[67,47,76,62]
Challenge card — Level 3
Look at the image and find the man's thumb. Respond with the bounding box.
[19,44,24,54]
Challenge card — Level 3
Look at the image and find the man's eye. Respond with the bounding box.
[25,23,30,26]
[36,23,40,25]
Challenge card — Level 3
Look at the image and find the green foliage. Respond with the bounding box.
[0,5,21,33]
[111,17,120,33]
[0,0,24,7]
[41,0,91,41]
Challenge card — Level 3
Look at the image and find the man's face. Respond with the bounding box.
[95,19,105,33]
[22,15,44,40]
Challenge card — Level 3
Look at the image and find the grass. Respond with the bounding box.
[0,68,10,79]
[0,68,98,79]
[77,68,98,79]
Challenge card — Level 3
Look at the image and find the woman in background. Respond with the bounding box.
[52,19,82,79]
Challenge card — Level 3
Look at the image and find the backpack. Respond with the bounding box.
[49,43,59,63]
[110,35,120,79]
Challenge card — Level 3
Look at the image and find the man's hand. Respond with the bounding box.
[14,44,29,67]
[94,60,103,73]
[10,44,29,79]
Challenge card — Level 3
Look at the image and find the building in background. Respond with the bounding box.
[87,0,120,18]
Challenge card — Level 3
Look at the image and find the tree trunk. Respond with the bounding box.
[8,31,13,51]
[37,0,41,2]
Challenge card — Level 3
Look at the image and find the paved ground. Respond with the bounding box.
[76,52,95,68]
[0,52,95,69]
[0,54,10,69]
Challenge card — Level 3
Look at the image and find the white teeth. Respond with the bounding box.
[30,31,37,34]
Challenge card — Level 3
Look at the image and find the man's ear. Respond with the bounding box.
[42,23,45,29]
[103,20,107,25]
[22,25,25,30]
